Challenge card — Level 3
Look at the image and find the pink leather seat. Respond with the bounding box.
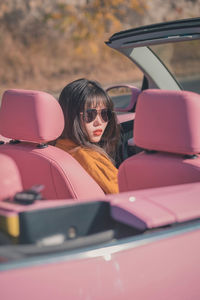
[0,153,23,201]
[118,89,200,192]
[0,89,105,200]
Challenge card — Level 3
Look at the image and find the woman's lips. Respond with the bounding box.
[93,129,103,136]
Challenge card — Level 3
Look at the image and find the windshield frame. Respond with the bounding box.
[106,18,200,91]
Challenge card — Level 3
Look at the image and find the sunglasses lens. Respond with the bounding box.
[83,109,112,123]
[102,109,113,122]
[85,109,97,123]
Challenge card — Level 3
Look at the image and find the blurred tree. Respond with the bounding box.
[45,0,147,57]
[0,0,199,91]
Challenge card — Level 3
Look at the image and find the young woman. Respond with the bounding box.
[56,78,120,194]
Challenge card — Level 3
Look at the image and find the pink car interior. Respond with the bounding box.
[118,89,200,192]
[0,89,105,200]
[108,181,200,229]
[1,180,200,242]
[117,112,136,124]
[0,153,22,201]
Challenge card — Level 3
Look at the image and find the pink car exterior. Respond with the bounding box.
[1,182,200,299]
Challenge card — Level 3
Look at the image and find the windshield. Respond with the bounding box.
[150,40,200,94]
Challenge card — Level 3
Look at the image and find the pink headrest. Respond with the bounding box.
[0,89,64,143]
[134,89,200,155]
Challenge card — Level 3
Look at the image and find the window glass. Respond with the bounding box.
[150,40,200,94]
[106,86,133,110]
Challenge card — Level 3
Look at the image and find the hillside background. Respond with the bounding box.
[0,0,199,96]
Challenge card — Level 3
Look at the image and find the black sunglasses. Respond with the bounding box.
[80,108,113,123]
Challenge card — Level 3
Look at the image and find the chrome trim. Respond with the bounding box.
[121,34,200,48]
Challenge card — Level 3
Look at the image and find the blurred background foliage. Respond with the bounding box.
[0,0,199,95]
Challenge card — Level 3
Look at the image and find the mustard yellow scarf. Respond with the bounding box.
[56,139,118,194]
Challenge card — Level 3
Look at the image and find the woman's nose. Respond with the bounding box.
[93,114,102,125]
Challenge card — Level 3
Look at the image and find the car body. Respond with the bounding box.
[1,17,200,300]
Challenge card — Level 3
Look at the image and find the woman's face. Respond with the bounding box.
[82,102,109,143]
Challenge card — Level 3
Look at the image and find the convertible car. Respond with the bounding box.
[0,18,200,299]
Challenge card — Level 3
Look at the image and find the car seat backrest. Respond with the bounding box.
[0,89,105,200]
[118,89,200,192]
[0,153,23,201]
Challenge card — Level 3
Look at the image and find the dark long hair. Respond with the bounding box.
[58,78,120,161]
